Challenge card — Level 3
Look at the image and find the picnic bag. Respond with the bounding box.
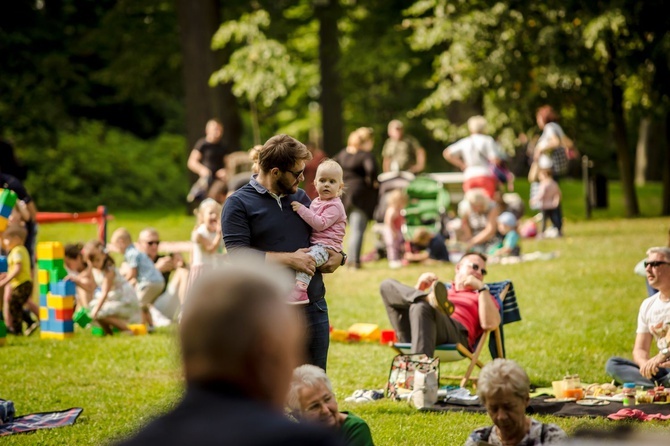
[386,353,439,406]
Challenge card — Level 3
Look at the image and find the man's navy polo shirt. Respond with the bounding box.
[221,175,325,301]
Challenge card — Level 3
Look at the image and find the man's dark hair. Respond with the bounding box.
[257,134,311,173]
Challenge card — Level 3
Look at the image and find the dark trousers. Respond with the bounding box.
[541,208,562,233]
[304,298,330,371]
[9,281,33,334]
[605,356,670,388]
[379,279,469,357]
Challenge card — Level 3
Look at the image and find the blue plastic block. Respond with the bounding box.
[39,294,47,307]
[0,205,11,219]
[41,319,51,332]
[48,308,56,321]
[0,256,6,273]
[49,320,74,332]
[50,281,76,297]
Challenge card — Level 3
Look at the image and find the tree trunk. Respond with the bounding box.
[664,112,670,215]
[175,0,241,151]
[315,0,343,156]
[634,117,650,186]
[606,41,639,217]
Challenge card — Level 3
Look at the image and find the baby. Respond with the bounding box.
[290,159,347,305]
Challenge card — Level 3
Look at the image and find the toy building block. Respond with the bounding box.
[39,283,49,294]
[37,241,65,260]
[39,294,47,307]
[39,307,49,320]
[50,281,76,297]
[38,269,50,285]
[49,320,74,333]
[0,188,17,208]
[46,293,75,310]
[330,328,349,342]
[347,323,381,342]
[0,320,6,346]
[0,218,7,232]
[73,307,92,328]
[0,256,6,274]
[41,331,74,340]
[128,324,148,335]
[55,308,74,321]
[37,257,65,272]
[0,205,12,219]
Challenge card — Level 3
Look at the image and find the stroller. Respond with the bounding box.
[401,175,450,242]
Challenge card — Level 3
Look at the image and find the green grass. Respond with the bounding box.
[1,181,669,445]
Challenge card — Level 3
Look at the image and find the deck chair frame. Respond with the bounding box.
[393,280,519,387]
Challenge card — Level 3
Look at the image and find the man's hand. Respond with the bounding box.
[291,201,304,212]
[462,275,484,291]
[287,248,317,275]
[415,272,438,291]
[640,355,663,379]
[215,168,227,181]
[155,256,174,273]
[318,249,342,274]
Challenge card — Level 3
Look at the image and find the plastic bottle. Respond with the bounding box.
[622,382,636,406]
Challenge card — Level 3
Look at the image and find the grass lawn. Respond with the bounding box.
[1,180,669,445]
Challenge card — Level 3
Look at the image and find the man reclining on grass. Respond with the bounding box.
[379,252,500,357]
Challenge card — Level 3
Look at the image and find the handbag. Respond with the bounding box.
[386,353,439,402]
[551,146,569,176]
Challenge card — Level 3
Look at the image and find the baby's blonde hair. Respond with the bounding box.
[315,159,344,197]
[194,198,222,227]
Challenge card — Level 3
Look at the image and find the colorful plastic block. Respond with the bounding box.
[128,324,147,335]
[50,281,76,297]
[0,256,6,273]
[0,188,17,208]
[41,319,51,332]
[39,307,49,320]
[0,218,7,232]
[39,294,47,307]
[37,258,65,271]
[73,307,92,328]
[37,241,65,260]
[39,283,49,294]
[55,308,74,321]
[91,326,106,337]
[38,269,50,285]
[0,204,12,219]
[48,320,74,332]
[41,331,74,340]
[46,294,75,310]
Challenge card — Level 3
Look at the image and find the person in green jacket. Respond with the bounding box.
[287,364,375,446]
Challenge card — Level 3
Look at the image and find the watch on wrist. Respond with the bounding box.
[339,251,347,266]
[661,347,670,358]
[477,284,490,293]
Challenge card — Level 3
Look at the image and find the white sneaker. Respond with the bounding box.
[388,260,403,269]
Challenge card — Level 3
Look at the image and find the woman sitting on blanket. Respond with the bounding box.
[465,359,566,446]
[287,364,375,446]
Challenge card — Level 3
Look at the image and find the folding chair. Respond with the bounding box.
[393,280,521,387]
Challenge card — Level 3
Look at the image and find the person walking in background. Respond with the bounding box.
[383,189,407,269]
[334,127,379,269]
[382,120,425,174]
[443,115,501,199]
[186,119,233,203]
[303,142,327,200]
[187,198,223,293]
[530,167,562,237]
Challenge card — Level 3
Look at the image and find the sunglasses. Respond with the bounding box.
[465,262,487,276]
[144,240,160,246]
[644,260,669,269]
[284,168,305,179]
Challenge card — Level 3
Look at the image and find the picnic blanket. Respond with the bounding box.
[425,396,670,419]
[0,407,83,436]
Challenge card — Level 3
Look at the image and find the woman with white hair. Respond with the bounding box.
[443,115,502,198]
[459,188,501,253]
[287,364,374,446]
[465,359,566,446]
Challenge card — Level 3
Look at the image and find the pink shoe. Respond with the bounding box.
[288,288,309,305]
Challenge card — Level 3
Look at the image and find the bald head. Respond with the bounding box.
[180,261,304,409]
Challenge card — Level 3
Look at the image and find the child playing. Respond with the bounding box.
[531,168,562,237]
[64,242,96,309]
[187,198,223,292]
[85,240,140,335]
[290,159,347,305]
[383,189,408,269]
[0,226,33,335]
[110,228,165,332]
[488,212,521,257]
[403,227,450,264]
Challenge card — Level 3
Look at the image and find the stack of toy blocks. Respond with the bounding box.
[0,320,6,346]
[0,188,17,232]
[38,241,76,340]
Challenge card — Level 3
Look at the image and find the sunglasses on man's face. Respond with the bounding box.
[465,262,487,276]
[644,260,669,269]
[284,168,305,180]
[144,240,160,246]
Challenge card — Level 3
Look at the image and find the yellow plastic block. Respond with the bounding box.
[46,293,75,310]
[39,307,49,320]
[330,329,349,342]
[347,323,381,342]
[37,241,65,260]
[128,324,148,336]
[0,218,7,232]
[40,331,74,340]
[38,269,50,285]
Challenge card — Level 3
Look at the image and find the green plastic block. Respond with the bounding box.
[0,189,17,208]
[0,320,6,337]
[38,258,65,271]
[39,283,49,294]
